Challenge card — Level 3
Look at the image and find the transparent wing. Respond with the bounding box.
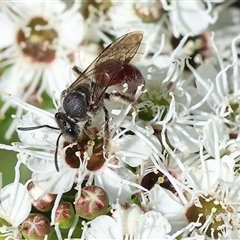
[67,31,144,103]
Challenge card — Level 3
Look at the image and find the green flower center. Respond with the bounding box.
[17,17,58,63]
[229,101,240,121]
[138,86,171,121]
[185,195,233,238]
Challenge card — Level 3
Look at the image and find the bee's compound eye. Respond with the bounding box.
[67,128,76,135]
[55,112,65,123]
[61,89,68,99]
[55,112,80,143]
[65,127,79,142]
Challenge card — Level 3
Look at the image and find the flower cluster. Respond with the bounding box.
[1,1,240,239]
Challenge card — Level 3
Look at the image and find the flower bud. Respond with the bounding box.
[75,186,109,220]
[20,214,52,240]
[55,202,75,229]
[27,182,56,212]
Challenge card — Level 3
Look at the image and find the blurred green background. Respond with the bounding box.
[0,104,30,186]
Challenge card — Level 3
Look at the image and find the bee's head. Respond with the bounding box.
[55,112,80,143]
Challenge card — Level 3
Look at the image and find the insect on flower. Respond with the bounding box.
[18,31,146,171]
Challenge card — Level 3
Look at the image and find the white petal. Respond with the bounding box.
[149,185,187,233]
[115,135,152,167]
[18,152,55,173]
[0,13,15,48]
[203,117,227,157]
[0,63,38,97]
[188,158,235,189]
[95,168,133,204]
[17,112,58,148]
[32,168,76,194]
[85,215,121,239]
[149,185,183,217]
[167,124,199,153]
[134,211,171,239]
[195,63,229,103]
[0,183,31,226]
[58,4,84,47]
[43,60,71,98]
[170,2,211,37]
[112,204,143,236]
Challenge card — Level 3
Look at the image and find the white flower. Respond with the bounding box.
[138,59,204,154]
[0,89,152,239]
[0,1,84,122]
[161,0,218,38]
[149,159,240,238]
[148,117,240,238]
[102,1,168,54]
[0,162,32,239]
[188,34,240,136]
[211,6,240,59]
[0,183,31,224]
[83,202,171,239]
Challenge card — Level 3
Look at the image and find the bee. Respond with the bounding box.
[18,31,145,171]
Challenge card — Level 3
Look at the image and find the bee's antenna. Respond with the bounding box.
[18,125,61,172]
[54,132,63,172]
[18,125,59,131]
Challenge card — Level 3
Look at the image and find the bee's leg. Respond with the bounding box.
[83,119,96,140]
[104,92,138,115]
[103,105,110,157]
[72,65,82,77]
[83,107,110,158]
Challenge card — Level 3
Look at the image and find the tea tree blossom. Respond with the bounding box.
[82,202,171,239]
[0,1,85,138]
[0,1,84,100]
[188,35,240,136]
[138,59,206,154]
[0,162,31,239]
[161,0,219,38]
[149,155,240,238]
[102,1,168,54]
[148,117,240,238]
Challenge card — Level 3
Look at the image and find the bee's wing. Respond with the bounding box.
[95,31,145,65]
[67,31,144,100]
